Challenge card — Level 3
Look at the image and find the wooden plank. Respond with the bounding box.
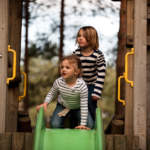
[0,133,12,150]
[133,0,147,149]
[114,135,126,150]
[24,133,33,150]
[132,136,139,150]
[12,132,25,150]
[6,0,22,132]
[0,0,9,133]
[126,135,139,150]
[106,135,114,150]
[126,135,133,150]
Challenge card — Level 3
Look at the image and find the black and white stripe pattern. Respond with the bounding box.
[73,49,106,98]
[44,77,88,126]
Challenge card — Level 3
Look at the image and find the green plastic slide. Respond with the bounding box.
[33,107,105,150]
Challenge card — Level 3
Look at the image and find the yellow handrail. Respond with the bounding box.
[7,45,17,84]
[118,73,125,106]
[124,48,134,87]
[19,72,27,101]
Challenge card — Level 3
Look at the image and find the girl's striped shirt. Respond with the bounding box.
[73,49,106,98]
[44,77,88,126]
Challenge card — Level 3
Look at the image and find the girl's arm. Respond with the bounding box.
[92,52,106,99]
[36,102,48,112]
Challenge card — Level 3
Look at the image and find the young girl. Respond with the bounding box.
[73,26,106,122]
[36,55,93,129]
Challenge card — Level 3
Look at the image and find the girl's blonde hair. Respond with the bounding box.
[76,26,99,50]
[60,55,81,77]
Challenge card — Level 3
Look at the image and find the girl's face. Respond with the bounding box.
[60,59,79,81]
[77,29,88,48]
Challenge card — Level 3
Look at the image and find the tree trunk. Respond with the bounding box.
[107,0,127,134]
[59,0,65,61]
[24,0,29,110]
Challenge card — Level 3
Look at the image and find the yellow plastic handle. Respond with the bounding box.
[118,73,125,106]
[19,72,27,101]
[124,48,134,87]
[7,45,17,84]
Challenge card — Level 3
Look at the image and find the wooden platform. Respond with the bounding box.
[0,133,139,150]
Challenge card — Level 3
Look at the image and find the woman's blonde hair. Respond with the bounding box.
[76,26,99,50]
[60,55,81,77]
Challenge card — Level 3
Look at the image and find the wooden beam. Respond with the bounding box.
[133,0,147,149]
[0,0,9,133]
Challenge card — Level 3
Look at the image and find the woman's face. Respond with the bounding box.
[77,29,88,48]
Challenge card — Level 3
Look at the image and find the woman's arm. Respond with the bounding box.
[92,51,106,100]
[79,81,89,128]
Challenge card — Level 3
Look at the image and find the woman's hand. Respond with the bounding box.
[36,102,48,112]
[75,125,90,130]
[92,96,99,101]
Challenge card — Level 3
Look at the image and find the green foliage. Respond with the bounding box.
[28,39,58,60]
[28,57,59,106]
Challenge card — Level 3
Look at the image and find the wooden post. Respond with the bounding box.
[110,0,127,134]
[133,0,147,149]
[24,0,29,110]
[0,0,8,133]
[147,1,150,149]
[6,0,22,132]
[125,0,134,137]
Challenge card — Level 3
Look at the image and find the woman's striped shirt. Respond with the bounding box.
[73,49,106,98]
[44,77,88,126]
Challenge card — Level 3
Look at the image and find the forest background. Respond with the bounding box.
[20,0,120,129]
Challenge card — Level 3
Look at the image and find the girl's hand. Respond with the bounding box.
[36,102,48,112]
[75,125,90,130]
[92,96,99,101]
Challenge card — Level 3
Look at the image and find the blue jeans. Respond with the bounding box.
[50,103,94,129]
[87,85,97,122]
